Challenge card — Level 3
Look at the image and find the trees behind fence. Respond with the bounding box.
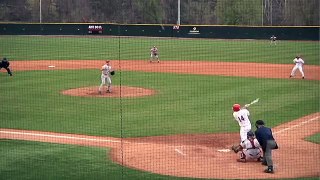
[0,0,318,26]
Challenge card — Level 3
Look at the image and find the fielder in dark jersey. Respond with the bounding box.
[0,57,13,76]
[255,120,278,173]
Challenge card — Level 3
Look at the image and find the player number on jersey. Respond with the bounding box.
[238,116,245,122]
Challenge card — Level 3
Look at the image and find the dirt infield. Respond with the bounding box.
[8,60,320,80]
[1,60,320,179]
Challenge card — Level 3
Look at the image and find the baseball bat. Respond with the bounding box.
[246,98,259,107]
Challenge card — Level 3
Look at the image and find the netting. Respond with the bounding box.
[0,1,320,180]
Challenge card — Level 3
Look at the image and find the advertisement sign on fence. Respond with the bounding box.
[188,27,200,35]
[88,25,103,34]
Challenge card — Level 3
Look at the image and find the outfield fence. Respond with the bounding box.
[0,23,319,40]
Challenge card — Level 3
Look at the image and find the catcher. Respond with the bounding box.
[231,131,263,163]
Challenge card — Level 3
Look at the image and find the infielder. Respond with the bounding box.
[232,103,252,142]
[99,60,113,94]
[289,55,305,79]
[150,46,160,63]
[232,131,263,163]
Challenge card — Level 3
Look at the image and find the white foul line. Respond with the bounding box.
[274,116,319,135]
[175,148,186,156]
[0,130,121,143]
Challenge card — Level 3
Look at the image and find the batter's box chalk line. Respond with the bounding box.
[217,149,231,152]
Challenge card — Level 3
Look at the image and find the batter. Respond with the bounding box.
[232,104,252,142]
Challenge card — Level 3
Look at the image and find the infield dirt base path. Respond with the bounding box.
[7,60,320,80]
[1,60,320,179]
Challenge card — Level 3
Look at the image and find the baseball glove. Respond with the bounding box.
[110,71,115,76]
[231,145,243,153]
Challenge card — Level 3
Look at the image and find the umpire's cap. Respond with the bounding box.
[255,120,265,126]
[3,57,7,60]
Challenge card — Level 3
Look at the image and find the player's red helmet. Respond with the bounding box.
[233,104,241,112]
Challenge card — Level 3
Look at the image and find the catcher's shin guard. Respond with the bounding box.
[240,152,246,159]
[236,151,246,162]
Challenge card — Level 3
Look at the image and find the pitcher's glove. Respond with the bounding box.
[231,145,243,153]
[110,71,115,76]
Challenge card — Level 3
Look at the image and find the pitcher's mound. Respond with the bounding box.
[62,86,156,98]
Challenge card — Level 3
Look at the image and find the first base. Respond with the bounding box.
[48,65,55,68]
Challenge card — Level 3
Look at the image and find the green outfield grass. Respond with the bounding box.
[0,35,319,65]
[0,35,319,180]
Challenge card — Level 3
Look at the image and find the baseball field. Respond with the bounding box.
[0,35,319,179]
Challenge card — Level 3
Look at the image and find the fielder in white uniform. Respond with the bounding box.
[290,56,305,79]
[233,104,252,142]
[99,60,112,94]
[150,46,160,63]
[237,131,263,162]
[270,35,277,45]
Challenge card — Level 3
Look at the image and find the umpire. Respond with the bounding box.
[0,57,13,76]
[255,120,278,173]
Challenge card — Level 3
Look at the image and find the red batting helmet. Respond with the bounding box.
[233,104,241,112]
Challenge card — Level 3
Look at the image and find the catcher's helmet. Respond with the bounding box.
[233,104,241,112]
[247,131,255,138]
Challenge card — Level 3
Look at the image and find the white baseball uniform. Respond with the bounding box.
[290,57,305,78]
[150,47,159,62]
[233,109,252,142]
[240,138,262,160]
[99,62,112,93]
[270,35,277,45]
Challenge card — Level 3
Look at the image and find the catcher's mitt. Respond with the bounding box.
[231,145,243,153]
[110,71,115,76]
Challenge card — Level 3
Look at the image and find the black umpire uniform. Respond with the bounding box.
[255,120,278,173]
[0,57,13,76]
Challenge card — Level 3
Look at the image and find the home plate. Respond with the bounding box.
[217,149,231,152]
[48,65,55,68]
